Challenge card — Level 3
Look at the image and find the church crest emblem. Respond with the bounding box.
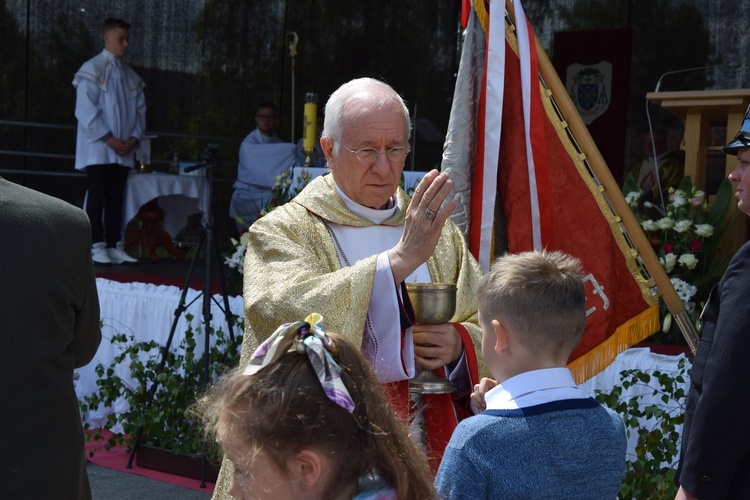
[566,62,612,125]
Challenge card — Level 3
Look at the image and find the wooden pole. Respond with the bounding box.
[504,0,699,351]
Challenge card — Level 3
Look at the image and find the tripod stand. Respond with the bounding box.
[126,145,236,488]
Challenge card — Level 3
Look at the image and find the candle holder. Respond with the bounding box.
[406,283,458,394]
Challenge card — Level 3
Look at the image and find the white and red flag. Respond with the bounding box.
[444,0,661,381]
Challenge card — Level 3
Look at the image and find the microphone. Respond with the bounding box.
[654,64,722,93]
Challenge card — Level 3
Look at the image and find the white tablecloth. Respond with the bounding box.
[75,278,244,429]
[124,172,210,238]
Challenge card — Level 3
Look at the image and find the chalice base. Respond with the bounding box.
[408,370,456,394]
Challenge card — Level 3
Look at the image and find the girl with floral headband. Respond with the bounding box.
[195,314,435,500]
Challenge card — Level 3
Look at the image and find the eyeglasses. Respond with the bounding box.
[337,142,410,164]
[256,115,275,121]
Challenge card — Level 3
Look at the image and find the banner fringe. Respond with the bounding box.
[568,304,660,384]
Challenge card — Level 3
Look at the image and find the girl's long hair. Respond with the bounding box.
[196,332,436,500]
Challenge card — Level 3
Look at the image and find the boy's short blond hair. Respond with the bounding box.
[477,250,586,358]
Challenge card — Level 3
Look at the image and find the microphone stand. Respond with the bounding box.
[125,147,236,489]
[645,64,721,212]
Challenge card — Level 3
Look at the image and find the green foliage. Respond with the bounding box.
[595,358,690,499]
[79,314,243,460]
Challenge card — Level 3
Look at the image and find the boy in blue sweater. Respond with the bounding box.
[435,250,626,499]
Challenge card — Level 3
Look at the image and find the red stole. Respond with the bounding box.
[382,322,479,474]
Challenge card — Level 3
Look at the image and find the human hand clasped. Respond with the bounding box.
[412,322,463,370]
[106,137,136,156]
[470,377,499,414]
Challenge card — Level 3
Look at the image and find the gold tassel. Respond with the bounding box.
[567,304,661,385]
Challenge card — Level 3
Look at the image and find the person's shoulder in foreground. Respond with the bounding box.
[435,250,626,499]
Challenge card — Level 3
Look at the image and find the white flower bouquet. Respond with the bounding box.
[623,174,734,343]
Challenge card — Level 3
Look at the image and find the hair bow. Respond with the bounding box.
[243,313,355,413]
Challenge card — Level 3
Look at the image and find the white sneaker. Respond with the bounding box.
[92,242,112,265]
[107,243,139,264]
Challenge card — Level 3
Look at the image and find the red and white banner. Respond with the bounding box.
[446,0,659,381]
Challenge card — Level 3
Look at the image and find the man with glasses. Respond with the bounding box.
[242,101,282,145]
[213,78,484,493]
[675,106,750,500]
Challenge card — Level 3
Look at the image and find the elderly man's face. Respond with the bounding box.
[323,102,408,209]
[729,147,750,216]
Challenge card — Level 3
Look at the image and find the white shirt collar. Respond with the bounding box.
[102,49,122,69]
[485,367,588,410]
[334,182,396,224]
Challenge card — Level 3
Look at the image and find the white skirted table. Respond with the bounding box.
[124,172,210,239]
[578,347,690,463]
[75,278,244,430]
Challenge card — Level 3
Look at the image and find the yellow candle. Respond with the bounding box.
[303,101,317,154]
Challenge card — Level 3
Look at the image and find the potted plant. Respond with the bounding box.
[79,314,242,480]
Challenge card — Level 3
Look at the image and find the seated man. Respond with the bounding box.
[229,142,297,228]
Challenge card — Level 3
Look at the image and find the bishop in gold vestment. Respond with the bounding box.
[213,78,484,496]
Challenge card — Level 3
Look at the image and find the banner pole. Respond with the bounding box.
[503,0,699,352]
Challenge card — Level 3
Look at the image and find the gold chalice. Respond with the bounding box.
[406,283,458,394]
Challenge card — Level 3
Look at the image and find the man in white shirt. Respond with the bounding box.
[242,101,282,145]
[73,17,145,265]
[230,102,287,226]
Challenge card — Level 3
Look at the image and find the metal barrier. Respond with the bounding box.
[0,119,241,179]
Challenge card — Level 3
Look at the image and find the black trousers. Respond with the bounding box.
[85,164,130,247]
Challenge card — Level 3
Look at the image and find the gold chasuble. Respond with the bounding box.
[212,174,484,496]
[241,174,483,368]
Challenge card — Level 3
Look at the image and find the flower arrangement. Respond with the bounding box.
[623,175,734,343]
[260,167,314,217]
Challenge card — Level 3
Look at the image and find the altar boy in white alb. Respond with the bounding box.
[73,17,145,265]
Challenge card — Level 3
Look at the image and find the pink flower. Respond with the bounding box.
[663,243,675,254]
[691,239,702,252]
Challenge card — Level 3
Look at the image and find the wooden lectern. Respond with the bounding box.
[646,89,750,250]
